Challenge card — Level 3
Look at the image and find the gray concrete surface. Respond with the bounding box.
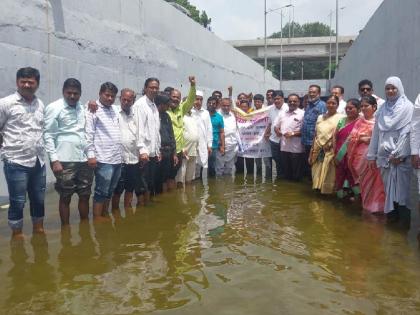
[229,36,355,62]
[332,0,420,101]
[0,0,279,196]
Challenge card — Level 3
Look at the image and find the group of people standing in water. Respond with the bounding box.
[0,66,419,239]
[309,77,419,225]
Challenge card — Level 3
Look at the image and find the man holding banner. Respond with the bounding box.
[233,99,272,178]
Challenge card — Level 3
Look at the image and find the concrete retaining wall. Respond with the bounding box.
[332,0,420,101]
[0,0,279,196]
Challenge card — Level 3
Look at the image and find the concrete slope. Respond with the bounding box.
[332,0,420,101]
[0,0,278,102]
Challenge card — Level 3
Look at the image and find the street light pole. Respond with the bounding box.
[280,11,283,89]
[335,0,339,66]
[264,0,267,81]
[328,10,333,86]
[266,3,293,87]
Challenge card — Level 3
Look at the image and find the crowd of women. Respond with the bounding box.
[309,76,419,224]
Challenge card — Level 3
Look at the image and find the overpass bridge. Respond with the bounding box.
[228,36,356,62]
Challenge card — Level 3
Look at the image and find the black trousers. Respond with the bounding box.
[270,140,283,178]
[303,145,312,179]
[143,157,158,196]
[236,157,259,175]
[279,151,305,181]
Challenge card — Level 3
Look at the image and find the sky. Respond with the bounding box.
[188,0,384,40]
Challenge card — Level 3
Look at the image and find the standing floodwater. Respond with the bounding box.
[0,177,420,314]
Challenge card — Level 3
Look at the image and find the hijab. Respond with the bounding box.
[377,76,413,132]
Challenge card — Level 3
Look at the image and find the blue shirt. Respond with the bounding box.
[43,98,87,162]
[210,112,224,149]
[301,99,327,146]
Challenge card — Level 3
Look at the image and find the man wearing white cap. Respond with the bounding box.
[192,90,213,178]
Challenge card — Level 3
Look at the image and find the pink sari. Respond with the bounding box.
[347,118,385,213]
[334,118,358,193]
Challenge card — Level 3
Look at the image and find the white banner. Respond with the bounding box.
[234,108,272,158]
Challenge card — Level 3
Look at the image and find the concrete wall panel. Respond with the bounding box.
[332,0,420,101]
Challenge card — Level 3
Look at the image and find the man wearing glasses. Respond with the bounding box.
[358,79,385,109]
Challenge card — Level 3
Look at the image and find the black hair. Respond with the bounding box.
[309,84,321,93]
[253,94,264,102]
[332,85,344,94]
[163,86,174,94]
[237,92,247,99]
[207,96,217,103]
[16,67,40,84]
[361,95,378,107]
[326,95,340,105]
[62,78,81,93]
[358,79,373,89]
[346,98,361,110]
[212,90,222,97]
[239,99,250,106]
[99,82,118,95]
[144,77,160,88]
[154,92,170,106]
[287,93,300,100]
[266,89,275,95]
[273,90,284,98]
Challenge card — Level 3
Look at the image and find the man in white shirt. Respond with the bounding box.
[134,78,161,198]
[192,90,213,179]
[264,90,289,179]
[331,85,347,114]
[216,98,239,176]
[178,109,199,185]
[112,88,145,210]
[0,67,45,238]
[358,79,385,109]
[276,93,305,181]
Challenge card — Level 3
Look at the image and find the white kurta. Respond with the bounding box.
[216,111,239,176]
[192,108,212,168]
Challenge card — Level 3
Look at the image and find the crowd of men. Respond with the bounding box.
[0,67,419,239]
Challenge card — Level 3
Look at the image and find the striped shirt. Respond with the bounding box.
[85,101,122,164]
[0,92,45,167]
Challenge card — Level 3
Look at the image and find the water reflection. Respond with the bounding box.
[0,177,419,314]
[5,235,56,314]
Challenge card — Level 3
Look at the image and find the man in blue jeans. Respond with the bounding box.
[85,82,122,222]
[207,96,225,177]
[0,67,46,239]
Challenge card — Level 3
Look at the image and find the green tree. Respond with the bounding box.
[269,22,335,38]
[267,21,336,80]
[165,0,212,28]
[200,11,211,28]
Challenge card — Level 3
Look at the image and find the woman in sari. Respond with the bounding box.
[309,95,344,194]
[347,96,385,213]
[334,99,361,199]
[367,77,414,221]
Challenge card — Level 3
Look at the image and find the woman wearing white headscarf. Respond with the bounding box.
[367,77,414,220]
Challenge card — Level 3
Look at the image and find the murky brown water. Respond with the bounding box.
[1,177,420,315]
